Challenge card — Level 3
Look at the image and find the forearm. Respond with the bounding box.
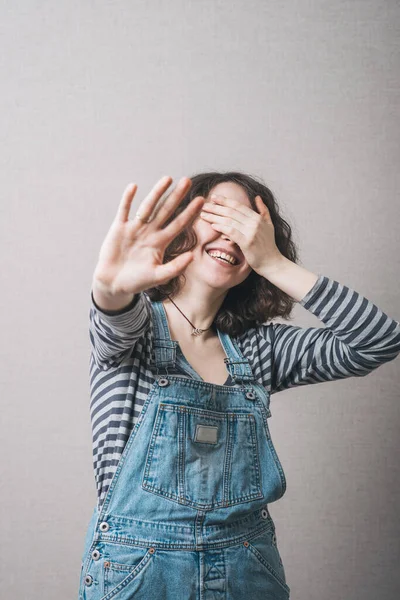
[90,280,150,371]
[259,256,319,303]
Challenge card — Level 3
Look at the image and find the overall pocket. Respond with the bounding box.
[142,403,263,509]
[101,545,155,599]
[245,529,290,597]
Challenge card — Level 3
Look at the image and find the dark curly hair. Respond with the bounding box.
[145,171,300,337]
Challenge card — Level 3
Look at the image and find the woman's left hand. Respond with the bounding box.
[199,193,284,275]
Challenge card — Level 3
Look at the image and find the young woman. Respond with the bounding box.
[78,173,400,599]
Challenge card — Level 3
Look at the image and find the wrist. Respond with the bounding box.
[259,257,319,303]
[92,278,136,312]
[258,254,289,278]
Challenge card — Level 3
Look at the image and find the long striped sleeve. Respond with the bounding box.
[86,275,400,509]
[259,275,400,394]
[89,290,151,370]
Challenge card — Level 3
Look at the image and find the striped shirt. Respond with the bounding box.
[88,274,400,511]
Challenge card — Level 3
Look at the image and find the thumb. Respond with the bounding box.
[154,251,194,285]
[255,195,268,215]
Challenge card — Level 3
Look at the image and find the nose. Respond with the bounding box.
[220,232,240,248]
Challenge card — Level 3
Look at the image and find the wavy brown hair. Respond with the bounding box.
[145,171,300,336]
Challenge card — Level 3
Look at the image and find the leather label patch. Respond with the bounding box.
[194,424,218,444]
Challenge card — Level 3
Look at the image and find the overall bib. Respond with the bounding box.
[78,299,291,600]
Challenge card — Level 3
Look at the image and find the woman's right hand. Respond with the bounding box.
[92,176,205,295]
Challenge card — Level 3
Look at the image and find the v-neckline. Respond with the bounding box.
[175,344,232,386]
[160,301,232,385]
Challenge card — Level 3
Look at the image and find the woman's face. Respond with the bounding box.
[188,182,254,290]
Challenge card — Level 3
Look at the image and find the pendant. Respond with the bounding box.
[191,328,204,336]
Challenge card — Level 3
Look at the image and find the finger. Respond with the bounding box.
[200,209,246,229]
[207,219,247,247]
[116,182,138,222]
[254,195,273,223]
[209,193,227,202]
[208,195,259,220]
[131,176,174,224]
[153,251,194,285]
[254,195,270,217]
[150,176,193,226]
[158,195,205,243]
[202,201,257,226]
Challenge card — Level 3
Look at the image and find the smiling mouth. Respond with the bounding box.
[205,250,239,267]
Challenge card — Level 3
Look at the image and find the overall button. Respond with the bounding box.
[246,390,256,399]
[158,377,169,387]
[92,549,100,560]
[84,575,93,586]
[99,521,109,532]
[261,508,269,519]
[272,532,277,544]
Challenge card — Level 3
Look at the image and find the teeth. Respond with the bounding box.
[207,250,237,265]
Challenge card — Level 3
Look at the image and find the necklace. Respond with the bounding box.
[166,295,212,337]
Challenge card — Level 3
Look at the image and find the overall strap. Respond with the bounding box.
[217,329,255,383]
[150,300,178,373]
[150,298,255,384]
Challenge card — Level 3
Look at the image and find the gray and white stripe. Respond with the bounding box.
[88,274,400,510]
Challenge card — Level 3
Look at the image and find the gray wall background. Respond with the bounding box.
[1,1,399,599]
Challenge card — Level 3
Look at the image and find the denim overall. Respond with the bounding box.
[78,299,291,599]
